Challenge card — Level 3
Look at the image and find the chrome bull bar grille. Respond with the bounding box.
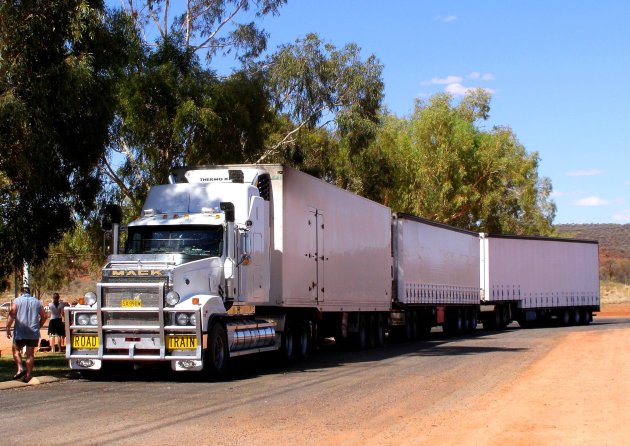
[65,281,202,362]
[101,284,163,325]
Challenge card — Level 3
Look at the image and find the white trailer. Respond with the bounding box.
[253,165,393,349]
[479,234,600,328]
[391,214,480,337]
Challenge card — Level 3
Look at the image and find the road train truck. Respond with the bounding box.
[66,164,397,376]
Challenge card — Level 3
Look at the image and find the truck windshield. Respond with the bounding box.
[126,225,223,257]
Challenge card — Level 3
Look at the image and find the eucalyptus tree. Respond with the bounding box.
[368,90,556,235]
[260,33,385,179]
[0,1,132,278]
[104,0,286,211]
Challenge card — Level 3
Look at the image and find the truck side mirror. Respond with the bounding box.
[220,202,235,223]
[101,204,122,231]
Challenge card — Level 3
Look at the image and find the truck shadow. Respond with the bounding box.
[75,318,628,383]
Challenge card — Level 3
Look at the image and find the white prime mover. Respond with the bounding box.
[391,214,480,338]
[66,165,392,376]
[479,234,600,328]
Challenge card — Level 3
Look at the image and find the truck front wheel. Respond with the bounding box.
[205,323,229,378]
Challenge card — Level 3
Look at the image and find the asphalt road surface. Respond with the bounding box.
[2,317,629,446]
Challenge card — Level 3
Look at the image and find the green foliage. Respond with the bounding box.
[353,90,556,235]
[108,38,274,212]
[0,353,70,382]
[260,33,384,164]
[29,223,102,298]
[124,0,287,60]
[0,1,132,277]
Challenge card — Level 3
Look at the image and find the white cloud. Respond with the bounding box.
[613,210,630,222]
[574,196,609,206]
[566,169,603,177]
[423,75,463,85]
[550,190,569,197]
[445,83,472,96]
[469,72,495,81]
[422,73,496,97]
[435,15,457,23]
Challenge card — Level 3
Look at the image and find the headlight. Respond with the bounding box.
[176,313,190,326]
[84,292,97,306]
[90,314,98,325]
[165,291,180,306]
[77,314,91,326]
[189,313,197,326]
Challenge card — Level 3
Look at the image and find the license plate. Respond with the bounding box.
[72,335,99,349]
[121,299,143,307]
[166,335,197,350]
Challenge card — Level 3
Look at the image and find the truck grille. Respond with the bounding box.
[102,286,162,308]
[99,282,164,327]
[104,312,159,326]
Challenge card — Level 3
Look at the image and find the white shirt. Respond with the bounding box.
[49,301,67,320]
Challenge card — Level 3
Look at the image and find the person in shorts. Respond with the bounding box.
[5,286,48,383]
[48,292,67,350]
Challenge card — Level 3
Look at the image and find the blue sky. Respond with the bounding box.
[248,0,629,224]
[112,1,629,224]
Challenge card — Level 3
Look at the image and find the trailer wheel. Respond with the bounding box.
[462,309,470,333]
[281,324,295,362]
[353,314,368,350]
[295,320,311,362]
[445,309,463,336]
[584,310,593,325]
[205,323,229,378]
[560,309,571,326]
[494,308,502,330]
[571,308,582,325]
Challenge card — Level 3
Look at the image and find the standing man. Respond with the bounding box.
[5,286,47,383]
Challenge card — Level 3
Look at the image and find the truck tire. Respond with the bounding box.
[205,323,229,378]
[584,310,593,325]
[353,314,368,350]
[560,309,571,326]
[294,320,311,362]
[571,308,581,325]
[462,309,471,333]
[281,324,295,363]
[406,311,419,340]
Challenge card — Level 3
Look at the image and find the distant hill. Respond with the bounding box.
[556,223,630,283]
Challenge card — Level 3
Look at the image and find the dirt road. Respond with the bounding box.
[2,313,629,446]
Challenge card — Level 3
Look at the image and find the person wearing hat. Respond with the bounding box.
[5,286,47,383]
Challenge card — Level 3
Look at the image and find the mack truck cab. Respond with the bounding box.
[66,166,278,377]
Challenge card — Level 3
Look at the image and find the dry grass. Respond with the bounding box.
[600,280,630,304]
